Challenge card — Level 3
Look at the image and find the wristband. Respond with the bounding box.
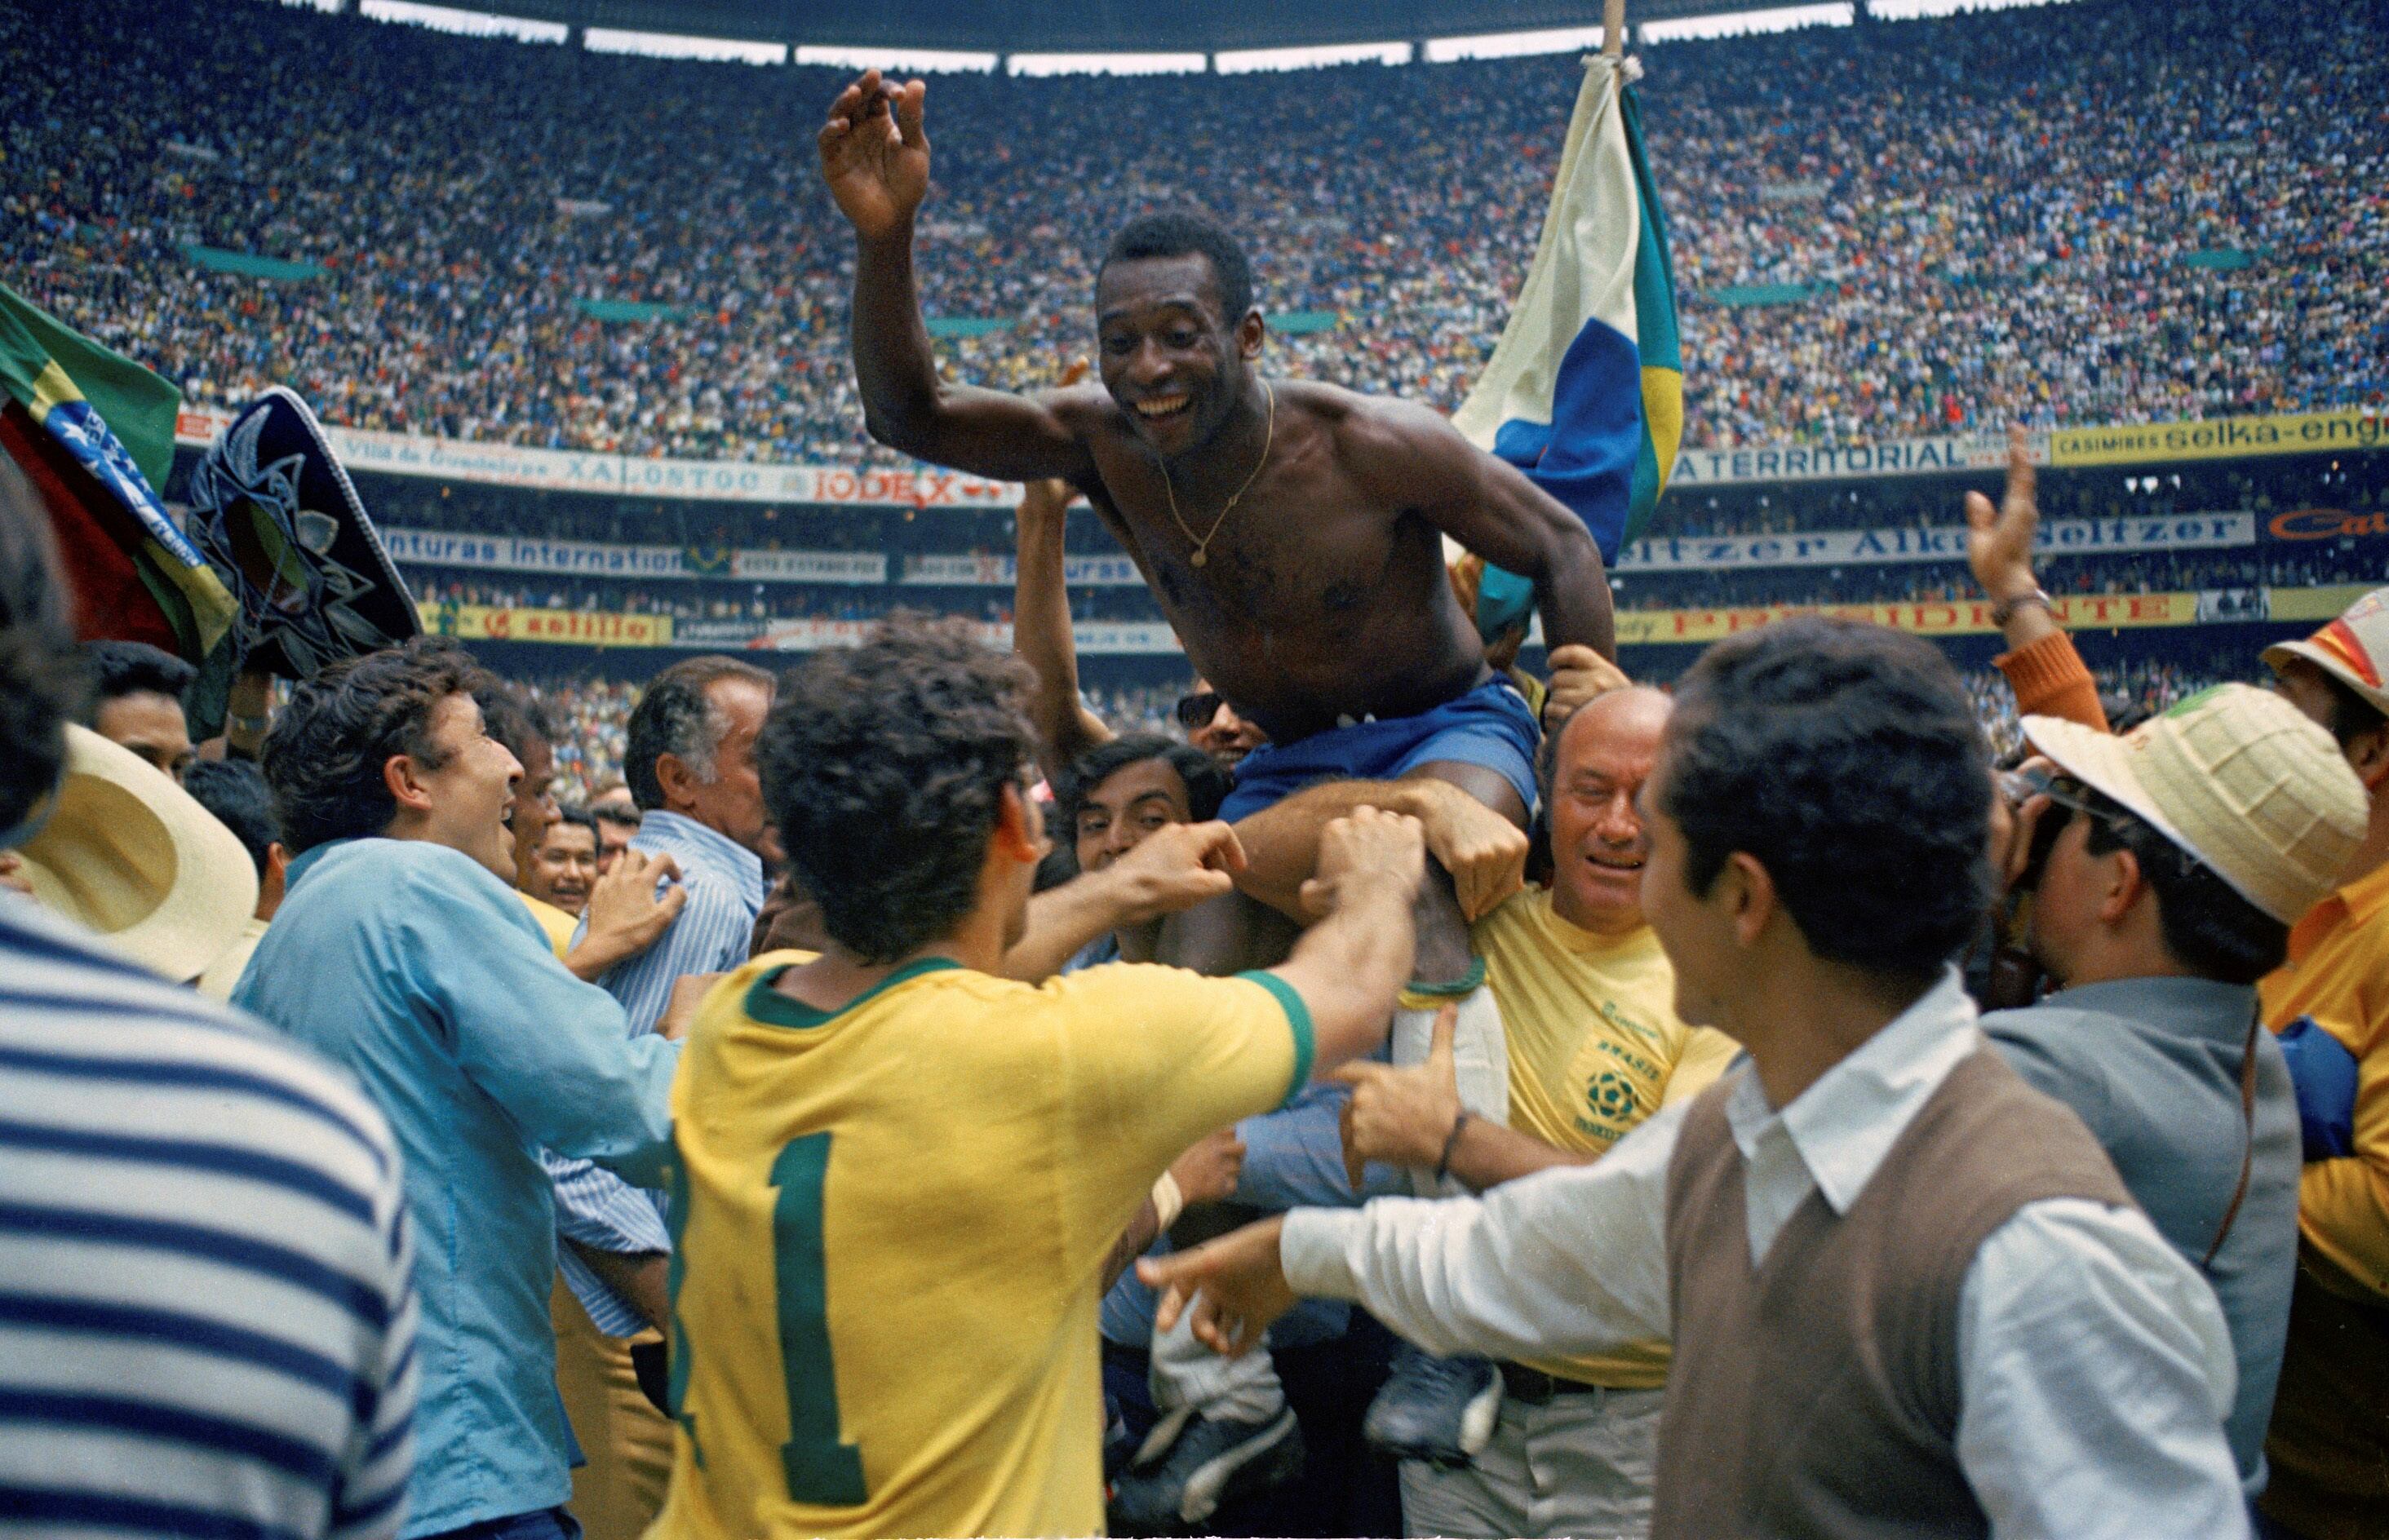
[1434,1111,1471,1185]
[1150,1170,1185,1232]
[1988,586,2053,627]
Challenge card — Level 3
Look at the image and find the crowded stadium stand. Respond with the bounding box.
[7,0,2383,787]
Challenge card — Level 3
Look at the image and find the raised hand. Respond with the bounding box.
[818,70,929,241]
[1543,644,1633,731]
[570,847,687,979]
[1332,1002,1461,1190]
[1299,805,1429,920]
[1108,818,1248,923]
[1965,425,2041,604]
[1138,1216,1299,1358]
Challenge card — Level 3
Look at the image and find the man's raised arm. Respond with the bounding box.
[1349,400,1616,662]
[821,72,1096,482]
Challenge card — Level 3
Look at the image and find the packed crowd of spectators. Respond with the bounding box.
[9,0,2382,472]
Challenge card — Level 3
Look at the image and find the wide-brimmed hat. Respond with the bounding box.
[2263,586,2389,719]
[183,386,419,681]
[2023,684,2367,924]
[14,724,259,981]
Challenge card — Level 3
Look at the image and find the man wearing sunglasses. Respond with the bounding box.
[1982,686,2368,1499]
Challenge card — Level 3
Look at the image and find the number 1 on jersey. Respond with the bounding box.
[772,1132,868,1505]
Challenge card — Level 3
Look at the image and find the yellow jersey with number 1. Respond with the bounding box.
[649,952,1312,1539]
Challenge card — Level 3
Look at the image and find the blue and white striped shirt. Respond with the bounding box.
[0,896,419,1540]
[549,810,765,1336]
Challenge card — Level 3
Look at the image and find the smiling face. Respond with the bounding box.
[1095,253,1261,460]
[1073,755,1194,874]
[528,819,599,916]
[407,692,524,883]
[1545,689,1671,935]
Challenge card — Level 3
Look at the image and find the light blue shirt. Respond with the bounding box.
[235,838,678,1538]
[1283,970,2252,1540]
[549,809,765,1335]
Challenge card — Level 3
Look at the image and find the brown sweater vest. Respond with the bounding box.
[1651,1047,2132,1539]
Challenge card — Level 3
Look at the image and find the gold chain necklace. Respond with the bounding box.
[1159,380,1274,569]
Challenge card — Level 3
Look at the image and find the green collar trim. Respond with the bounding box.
[1402,956,1487,998]
[745,955,963,1029]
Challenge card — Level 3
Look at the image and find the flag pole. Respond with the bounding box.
[1603,0,1626,57]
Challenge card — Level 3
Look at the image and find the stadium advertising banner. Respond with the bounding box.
[2269,584,2379,623]
[672,617,1182,654]
[382,529,888,583]
[179,405,2386,511]
[901,553,1146,586]
[419,603,674,647]
[175,409,1022,510]
[1617,513,2253,572]
[2050,409,2384,467]
[1614,591,2205,646]
[1669,431,2024,486]
[2262,507,2389,543]
[419,590,2357,654]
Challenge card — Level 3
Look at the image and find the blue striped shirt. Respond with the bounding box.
[0,896,419,1540]
[548,811,764,1336]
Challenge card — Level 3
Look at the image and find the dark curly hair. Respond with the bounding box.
[1100,209,1255,320]
[1054,732,1231,834]
[0,455,86,839]
[262,636,494,854]
[757,617,1033,962]
[1660,617,1992,978]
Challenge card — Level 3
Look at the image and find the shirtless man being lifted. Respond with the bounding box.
[822,64,1618,1476]
[824,65,1611,961]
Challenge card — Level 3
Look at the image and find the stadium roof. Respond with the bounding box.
[373,0,1903,56]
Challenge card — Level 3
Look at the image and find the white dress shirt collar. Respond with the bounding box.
[1722,967,1981,1253]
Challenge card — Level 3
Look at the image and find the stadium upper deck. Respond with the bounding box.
[7,0,2382,471]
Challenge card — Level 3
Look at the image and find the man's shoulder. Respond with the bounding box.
[0,903,399,1178]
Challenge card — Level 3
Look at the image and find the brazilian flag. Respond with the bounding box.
[1452,55,1682,639]
[0,281,234,661]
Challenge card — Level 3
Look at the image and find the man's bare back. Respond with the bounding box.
[818,71,1614,749]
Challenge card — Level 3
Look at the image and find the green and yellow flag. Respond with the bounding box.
[0,281,233,660]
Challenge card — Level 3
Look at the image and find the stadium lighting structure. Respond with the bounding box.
[356,0,566,42]
[1421,24,1611,62]
[1868,0,2065,17]
[1215,41,1414,73]
[1007,51,1208,77]
[583,29,787,64]
[1641,3,1855,40]
[795,44,999,73]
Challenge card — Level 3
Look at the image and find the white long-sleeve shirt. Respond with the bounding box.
[1282,970,2251,1539]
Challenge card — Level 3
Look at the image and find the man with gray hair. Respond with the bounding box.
[547,654,777,1540]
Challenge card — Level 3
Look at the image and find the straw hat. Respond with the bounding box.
[2023,684,2367,924]
[2263,586,2389,719]
[14,724,259,981]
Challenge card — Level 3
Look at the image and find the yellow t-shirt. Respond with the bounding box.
[519,890,578,960]
[2262,860,2389,1302]
[1474,886,1740,1389]
[650,952,1312,1539]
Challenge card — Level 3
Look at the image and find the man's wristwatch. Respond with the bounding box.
[1988,586,2053,626]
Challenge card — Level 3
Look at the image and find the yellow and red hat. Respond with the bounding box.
[2264,586,2389,719]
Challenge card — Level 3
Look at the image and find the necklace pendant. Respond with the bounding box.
[1190,547,1208,569]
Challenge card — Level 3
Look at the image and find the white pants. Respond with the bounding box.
[1149,984,1512,1418]
[1398,1383,1665,1539]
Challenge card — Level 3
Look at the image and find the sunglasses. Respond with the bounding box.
[1174,690,1224,731]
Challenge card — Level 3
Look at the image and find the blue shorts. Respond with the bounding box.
[1217,675,1540,823]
